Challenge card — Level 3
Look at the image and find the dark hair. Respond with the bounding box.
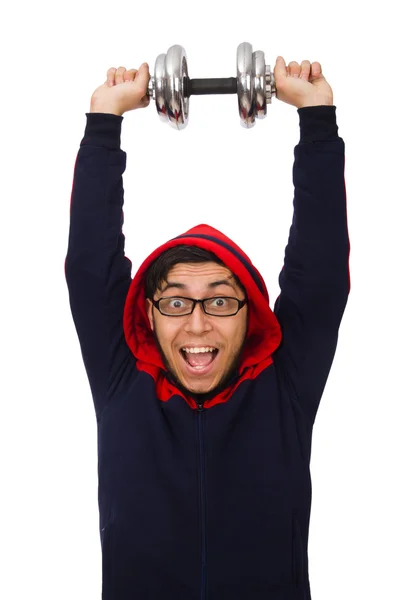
[144,245,245,298]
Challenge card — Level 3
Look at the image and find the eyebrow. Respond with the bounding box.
[160,279,238,293]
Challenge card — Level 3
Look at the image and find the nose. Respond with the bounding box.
[184,302,212,335]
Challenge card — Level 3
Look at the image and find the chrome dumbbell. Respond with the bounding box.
[146,42,276,130]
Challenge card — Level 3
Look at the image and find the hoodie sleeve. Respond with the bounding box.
[273,105,350,427]
[65,113,135,419]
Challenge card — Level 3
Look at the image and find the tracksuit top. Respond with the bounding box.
[65,105,350,600]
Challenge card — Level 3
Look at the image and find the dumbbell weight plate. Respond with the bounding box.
[165,45,189,130]
[153,53,168,123]
[253,50,267,120]
[236,42,255,129]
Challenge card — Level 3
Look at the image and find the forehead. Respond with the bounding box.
[163,262,237,289]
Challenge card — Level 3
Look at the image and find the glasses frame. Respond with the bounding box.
[152,296,248,317]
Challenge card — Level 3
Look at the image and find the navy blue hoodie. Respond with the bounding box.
[65,105,350,600]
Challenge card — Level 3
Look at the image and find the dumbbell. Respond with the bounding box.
[146,42,276,130]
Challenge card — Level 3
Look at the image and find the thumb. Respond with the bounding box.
[274,56,287,80]
[134,62,150,93]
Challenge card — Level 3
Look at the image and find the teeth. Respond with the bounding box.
[182,347,216,354]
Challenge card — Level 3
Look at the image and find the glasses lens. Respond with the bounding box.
[159,297,194,316]
[204,297,239,316]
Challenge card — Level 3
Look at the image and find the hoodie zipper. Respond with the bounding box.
[196,401,207,600]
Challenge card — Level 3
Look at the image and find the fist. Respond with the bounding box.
[90,64,151,116]
[274,57,334,109]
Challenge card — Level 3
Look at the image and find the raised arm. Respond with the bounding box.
[271,57,350,430]
[273,105,350,428]
[65,64,150,419]
[65,113,135,418]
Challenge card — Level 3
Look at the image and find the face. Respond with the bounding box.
[146,262,248,395]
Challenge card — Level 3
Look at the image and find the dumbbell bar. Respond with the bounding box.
[146,42,277,130]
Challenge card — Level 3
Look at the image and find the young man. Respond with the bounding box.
[65,57,350,599]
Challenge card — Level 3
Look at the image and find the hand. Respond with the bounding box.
[90,63,151,116]
[273,57,334,109]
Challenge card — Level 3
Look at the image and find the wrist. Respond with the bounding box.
[90,98,123,117]
[298,97,334,109]
[90,108,123,116]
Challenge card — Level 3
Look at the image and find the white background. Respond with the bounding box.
[1,1,396,598]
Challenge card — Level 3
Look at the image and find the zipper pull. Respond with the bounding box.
[197,402,204,412]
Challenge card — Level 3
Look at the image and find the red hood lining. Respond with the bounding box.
[172,232,268,299]
[123,225,282,375]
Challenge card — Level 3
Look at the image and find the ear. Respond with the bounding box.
[145,298,154,330]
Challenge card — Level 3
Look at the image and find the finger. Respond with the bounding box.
[310,62,323,80]
[124,68,138,82]
[106,67,117,86]
[115,66,127,85]
[288,61,301,78]
[300,60,311,81]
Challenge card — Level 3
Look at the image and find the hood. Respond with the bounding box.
[123,224,282,409]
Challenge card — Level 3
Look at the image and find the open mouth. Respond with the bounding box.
[180,347,219,371]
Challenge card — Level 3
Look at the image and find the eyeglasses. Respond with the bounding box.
[152,296,248,317]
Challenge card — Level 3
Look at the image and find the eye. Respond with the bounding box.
[161,297,187,309]
[209,297,228,307]
[170,298,185,308]
[162,296,188,309]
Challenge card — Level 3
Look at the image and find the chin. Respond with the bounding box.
[181,377,218,395]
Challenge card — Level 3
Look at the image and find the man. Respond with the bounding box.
[65,56,350,600]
